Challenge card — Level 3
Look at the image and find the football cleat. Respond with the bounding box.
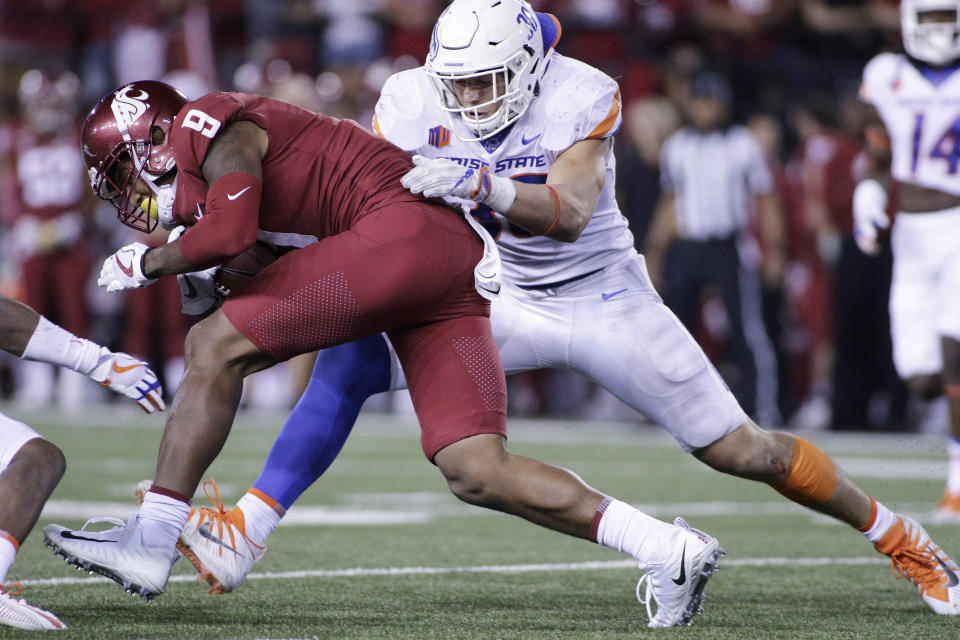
[0,583,66,630]
[176,479,264,594]
[42,516,178,601]
[636,517,724,628]
[931,489,960,524]
[876,515,960,614]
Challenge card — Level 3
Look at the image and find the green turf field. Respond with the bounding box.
[1,403,956,639]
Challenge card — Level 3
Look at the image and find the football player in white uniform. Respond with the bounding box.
[854,0,960,522]
[0,294,163,630]
[180,0,960,621]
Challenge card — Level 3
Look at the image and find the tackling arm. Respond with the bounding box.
[142,121,268,277]
[0,294,40,357]
[503,137,610,242]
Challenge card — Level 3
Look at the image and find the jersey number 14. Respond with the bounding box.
[912,113,960,175]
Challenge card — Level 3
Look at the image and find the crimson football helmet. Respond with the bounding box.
[81,80,187,233]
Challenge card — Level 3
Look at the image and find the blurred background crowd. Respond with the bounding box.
[0,0,927,433]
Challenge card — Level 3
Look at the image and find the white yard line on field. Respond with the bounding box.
[20,556,889,587]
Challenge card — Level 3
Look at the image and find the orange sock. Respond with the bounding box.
[773,436,837,507]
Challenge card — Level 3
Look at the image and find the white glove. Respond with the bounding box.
[401,155,516,212]
[852,179,890,255]
[89,348,165,413]
[167,226,222,316]
[98,242,156,292]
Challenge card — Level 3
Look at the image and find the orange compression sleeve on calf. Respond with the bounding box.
[773,436,837,507]
[178,172,263,270]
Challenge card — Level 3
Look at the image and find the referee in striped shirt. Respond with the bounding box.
[645,71,785,426]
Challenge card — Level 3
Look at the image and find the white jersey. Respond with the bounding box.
[374,52,635,287]
[861,52,960,196]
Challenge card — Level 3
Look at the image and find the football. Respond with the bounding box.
[215,241,280,297]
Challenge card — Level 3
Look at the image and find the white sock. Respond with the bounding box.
[861,499,898,544]
[237,492,282,547]
[137,491,192,552]
[21,316,103,376]
[0,535,16,584]
[947,438,960,494]
[594,498,677,567]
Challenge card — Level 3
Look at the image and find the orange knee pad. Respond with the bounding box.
[773,436,837,507]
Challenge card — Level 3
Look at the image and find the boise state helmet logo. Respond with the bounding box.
[428,125,451,148]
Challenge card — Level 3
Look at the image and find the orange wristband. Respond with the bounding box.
[542,185,562,236]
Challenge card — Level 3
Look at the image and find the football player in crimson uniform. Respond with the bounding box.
[6,70,97,408]
[0,293,164,631]
[184,0,960,620]
[43,75,724,627]
[854,0,960,522]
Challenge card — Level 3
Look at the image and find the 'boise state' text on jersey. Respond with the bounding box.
[861,53,960,196]
[374,52,634,287]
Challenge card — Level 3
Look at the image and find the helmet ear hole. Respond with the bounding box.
[151,126,166,146]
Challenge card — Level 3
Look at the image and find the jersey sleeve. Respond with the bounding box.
[659,133,678,193]
[373,71,429,152]
[859,52,898,106]
[170,93,242,174]
[539,59,623,152]
[581,82,622,141]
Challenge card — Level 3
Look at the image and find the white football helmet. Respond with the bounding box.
[901,0,960,66]
[425,0,551,141]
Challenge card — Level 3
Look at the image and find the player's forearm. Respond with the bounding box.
[0,294,41,356]
[504,181,597,242]
[142,241,198,278]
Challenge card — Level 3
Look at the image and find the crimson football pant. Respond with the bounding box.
[222,201,506,460]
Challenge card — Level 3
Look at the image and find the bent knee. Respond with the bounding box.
[15,438,66,482]
[907,373,943,400]
[435,436,507,507]
[694,421,792,482]
[184,311,272,374]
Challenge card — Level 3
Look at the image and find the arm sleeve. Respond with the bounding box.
[177,172,262,269]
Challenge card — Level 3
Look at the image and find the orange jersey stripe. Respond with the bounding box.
[372,114,384,138]
[586,88,622,140]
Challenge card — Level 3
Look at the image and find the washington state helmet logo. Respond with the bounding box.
[111,85,149,130]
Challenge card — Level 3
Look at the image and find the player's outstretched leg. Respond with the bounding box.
[696,420,960,614]
[434,434,723,628]
[175,336,392,593]
[0,432,67,630]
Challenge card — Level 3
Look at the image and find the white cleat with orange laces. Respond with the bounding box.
[0,583,66,630]
[876,515,960,614]
[169,479,264,594]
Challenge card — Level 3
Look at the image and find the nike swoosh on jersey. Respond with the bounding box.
[672,542,687,585]
[227,186,252,201]
[521,133,541,145]
[116,255,134,278]
[601,288,627,300]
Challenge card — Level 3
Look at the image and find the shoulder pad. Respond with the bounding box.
[536,55,621,153]
[860,52,905,104]
[374,70,431,152]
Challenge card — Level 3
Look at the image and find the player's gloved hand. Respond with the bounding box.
[401,155,516,211]
[167,226,222,316]
[852,179,890,255]
[98,242,156,292]
[89,348,165,413]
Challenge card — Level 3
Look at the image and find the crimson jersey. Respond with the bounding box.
[169,92,420,243]
[10,127,86,222]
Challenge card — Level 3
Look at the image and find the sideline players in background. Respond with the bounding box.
[0,294,163,630]
[175,0,960,621]
[853,0,960,521]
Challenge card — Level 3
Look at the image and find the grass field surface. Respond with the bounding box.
[0,403,956,639]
